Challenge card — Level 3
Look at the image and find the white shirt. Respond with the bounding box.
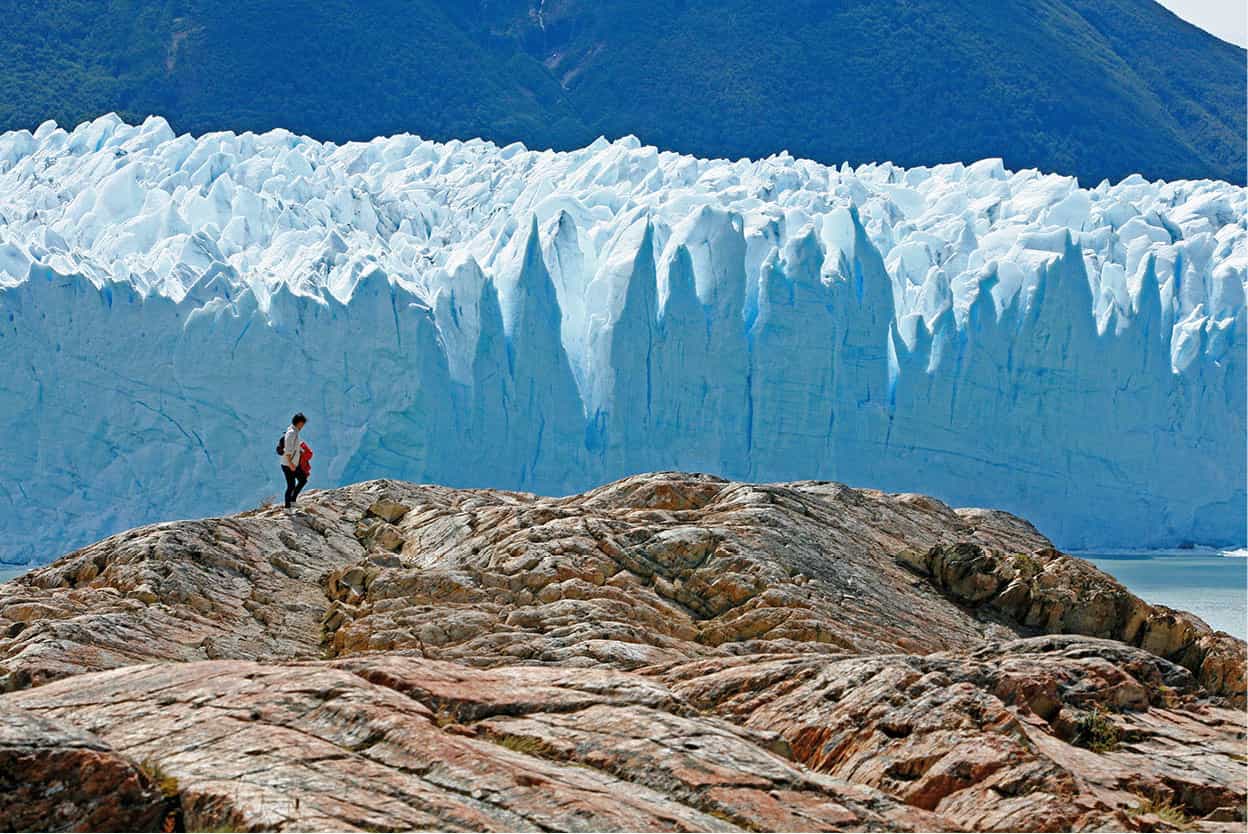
[281,424,301,469]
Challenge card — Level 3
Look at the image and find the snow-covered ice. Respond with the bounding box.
[0,114,1243,562]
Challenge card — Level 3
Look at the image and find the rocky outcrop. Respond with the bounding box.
[0,705,168,831]
[897,543,1247,702]
[4,657,946,832]
[0,508,366,690]
[0,472,1243,831]
[664,637,1247,830]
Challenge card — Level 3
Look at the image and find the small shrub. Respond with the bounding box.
[1010,551,1041,578]
[1073,707,1120,753]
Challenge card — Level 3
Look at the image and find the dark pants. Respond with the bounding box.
[282,465,308,508]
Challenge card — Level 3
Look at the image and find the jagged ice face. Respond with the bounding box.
[0,114,1243,562]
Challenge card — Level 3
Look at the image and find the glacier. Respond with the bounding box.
[0,113,1243,564]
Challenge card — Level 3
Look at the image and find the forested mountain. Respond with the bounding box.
[1,0,1243,184]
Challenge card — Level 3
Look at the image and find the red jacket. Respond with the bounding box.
[298,442,313,475]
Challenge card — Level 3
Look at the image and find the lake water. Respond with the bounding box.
[1079,552,1247,641]
[0,566,26,583]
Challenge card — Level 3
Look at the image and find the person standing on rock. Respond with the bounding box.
[278,413,309,511]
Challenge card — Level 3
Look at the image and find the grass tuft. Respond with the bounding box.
[139,759,180,798]
[1133,796,1191,829]
[495,733,557,758]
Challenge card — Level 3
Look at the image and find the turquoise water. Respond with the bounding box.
[1080,553,1247,641]
[0,566,28,583]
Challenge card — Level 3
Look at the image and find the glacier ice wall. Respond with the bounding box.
[0,114,1244,562]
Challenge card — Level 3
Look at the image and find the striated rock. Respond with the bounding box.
[664,636,1247,831]
[0,503,373,690]
[4,658,946,832]
[315,475,1061,667]
[0,705,168,832]
[1,474,1048,686]
[901,543,1246,703]
[0,472,1243,831]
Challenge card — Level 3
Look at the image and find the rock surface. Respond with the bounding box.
[0,705,168,832]
[0,472,1244,831]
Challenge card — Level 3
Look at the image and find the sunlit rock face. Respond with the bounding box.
[0,114,1243,561]
[1,473,1244,831]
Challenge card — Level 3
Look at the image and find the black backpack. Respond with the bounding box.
[276,435,286,455]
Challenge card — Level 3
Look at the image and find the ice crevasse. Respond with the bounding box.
[0,114,1243,563]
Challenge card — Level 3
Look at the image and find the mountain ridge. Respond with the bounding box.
[1,0,1243,185]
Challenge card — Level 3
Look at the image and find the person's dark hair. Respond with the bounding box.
[292,412,307,426]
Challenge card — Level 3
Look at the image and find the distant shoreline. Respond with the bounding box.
[4,547,1246,576]
[1071,547,1247,558]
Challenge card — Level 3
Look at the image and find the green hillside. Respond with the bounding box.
[0,0,1241,183]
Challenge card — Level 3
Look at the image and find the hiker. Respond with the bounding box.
[278,412,309,510]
